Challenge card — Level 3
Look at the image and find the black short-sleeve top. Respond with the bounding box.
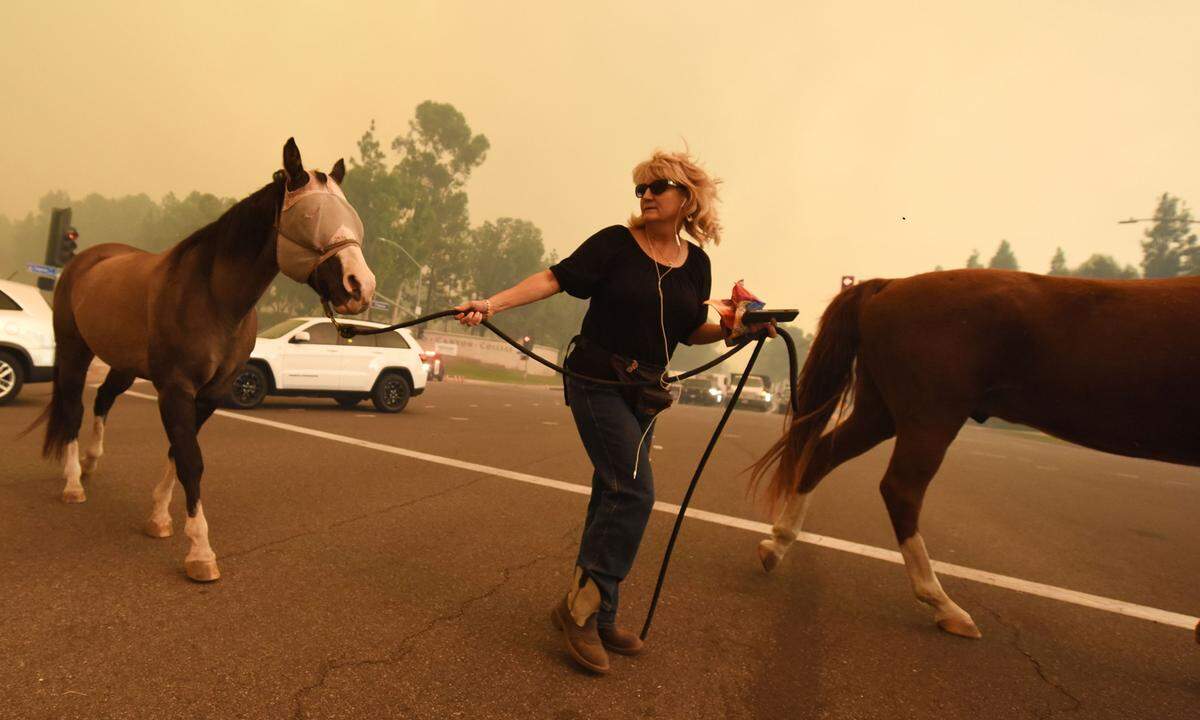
[550,225,712,372]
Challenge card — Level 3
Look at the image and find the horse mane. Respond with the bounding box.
[165,177,283,267]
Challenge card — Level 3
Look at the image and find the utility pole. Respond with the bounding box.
[376,237,430,323]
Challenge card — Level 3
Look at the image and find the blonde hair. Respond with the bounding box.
[629,149,722,246]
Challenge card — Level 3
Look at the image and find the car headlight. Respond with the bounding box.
[707,388,719,395]
[421,362,430,372]
[764,393,772,403]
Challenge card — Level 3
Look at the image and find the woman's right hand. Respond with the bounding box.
[454,299,490,326]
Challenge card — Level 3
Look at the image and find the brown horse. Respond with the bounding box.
[751,269,1199,641]
[27,138,375,581]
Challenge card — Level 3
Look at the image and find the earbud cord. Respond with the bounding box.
[633,207,686,480]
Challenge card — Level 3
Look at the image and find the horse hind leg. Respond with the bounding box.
[81,370,136,477]
[879,426,981,639]
[53,343,94,504]
[759,380,894,572]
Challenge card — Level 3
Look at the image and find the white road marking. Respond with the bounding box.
[532,403,540,407]
[423,405,435,409]
[540,421,558,426]
[1114,472,1139,479]
[970,451,1008,459]
[469,404,479,408]
[120,390,1200,634]
[354,414,374,418]
[726,434,741,439]
[652,445,664,450]
[1036,465,1059,471]
[449,417,469,421]
[503,404,512,408]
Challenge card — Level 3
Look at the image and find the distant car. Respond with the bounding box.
[227,317,427,412]
[0,279,55,406]
[679,375,725,406]
[733,374,774,412]
[420,349,446,381]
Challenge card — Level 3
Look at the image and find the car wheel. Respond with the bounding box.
[228,365,268,409]
[0,351,25,406]
[335,395,361,409]
[371,372,411,413]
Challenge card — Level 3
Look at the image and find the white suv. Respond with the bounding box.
[0,279,56,406]
[228,317,427,412]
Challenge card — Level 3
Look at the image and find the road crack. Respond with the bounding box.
[221,477,482,562]
[290,549,554,720]
[980,603,1082,718]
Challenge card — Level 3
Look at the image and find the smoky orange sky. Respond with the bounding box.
[3,1,1198,327]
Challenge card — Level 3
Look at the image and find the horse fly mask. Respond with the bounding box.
[274,173,365,284]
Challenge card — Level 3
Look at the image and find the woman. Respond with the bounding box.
[455,150,769,674]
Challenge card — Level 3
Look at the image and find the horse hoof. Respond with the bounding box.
[143,519,173,538]
[185,560,221,582]
[61,489,86,504]
[757,539,781,573]
[937,614,983,639]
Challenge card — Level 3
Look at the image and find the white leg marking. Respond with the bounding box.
[144,460,175,538]
[899,533,981,638]
[81,416,105,476]
[183,502,220,582]
[61,441,86,503]
[758,492,812,572]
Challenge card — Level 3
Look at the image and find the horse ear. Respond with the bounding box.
[282,137,307,189]
[330,158,346,184]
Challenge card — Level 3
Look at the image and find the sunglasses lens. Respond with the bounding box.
[635,183,649,198]
[650,179,672,195]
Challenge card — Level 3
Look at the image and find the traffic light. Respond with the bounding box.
[840,275,855,290]
[39,208,76,291]
[58,227,79,265]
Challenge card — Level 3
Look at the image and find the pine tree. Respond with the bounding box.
[965,249,982,269]
[1048,247,1069,276]
[988,240,1019,271]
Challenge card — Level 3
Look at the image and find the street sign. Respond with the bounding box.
[370,299,390,311]
[841,275,855,289]
[27,262,61,278]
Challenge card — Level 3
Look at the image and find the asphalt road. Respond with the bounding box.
[2,376,1198,719]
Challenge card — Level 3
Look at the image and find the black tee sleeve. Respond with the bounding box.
[549,226,625,299]
[681,250,713,345]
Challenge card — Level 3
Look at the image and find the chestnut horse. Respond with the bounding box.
[751,269,1199,641]
[27,139,375,581]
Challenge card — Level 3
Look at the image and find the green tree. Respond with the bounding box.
[391,101,490,314]
[988,240,1019,270]
[1140,193,1197,278]
[1073,254,1139,280]
[1048,247,1069,276]
[965,249,982,268]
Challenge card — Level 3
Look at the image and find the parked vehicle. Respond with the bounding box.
[730,373,774,412]
[0,279,55,406]
[420,349,446,381]
[227,317,427,412]
[679,375,725,406]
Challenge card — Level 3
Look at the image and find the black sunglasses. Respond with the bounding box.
[635,179,683,198]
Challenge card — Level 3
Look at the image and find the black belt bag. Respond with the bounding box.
[564,336,674,417]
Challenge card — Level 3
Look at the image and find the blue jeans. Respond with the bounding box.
[566,377,657,628]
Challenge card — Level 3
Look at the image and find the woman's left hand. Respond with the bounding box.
[746,319,778,339]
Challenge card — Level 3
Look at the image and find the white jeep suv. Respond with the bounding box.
[0,279,56,406]
[228,317,427,412]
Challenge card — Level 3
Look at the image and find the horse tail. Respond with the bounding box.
[749,279,888,508]
[17,344,75,460]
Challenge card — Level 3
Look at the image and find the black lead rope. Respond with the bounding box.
[639,336,767,639]
[339,310,798,638]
